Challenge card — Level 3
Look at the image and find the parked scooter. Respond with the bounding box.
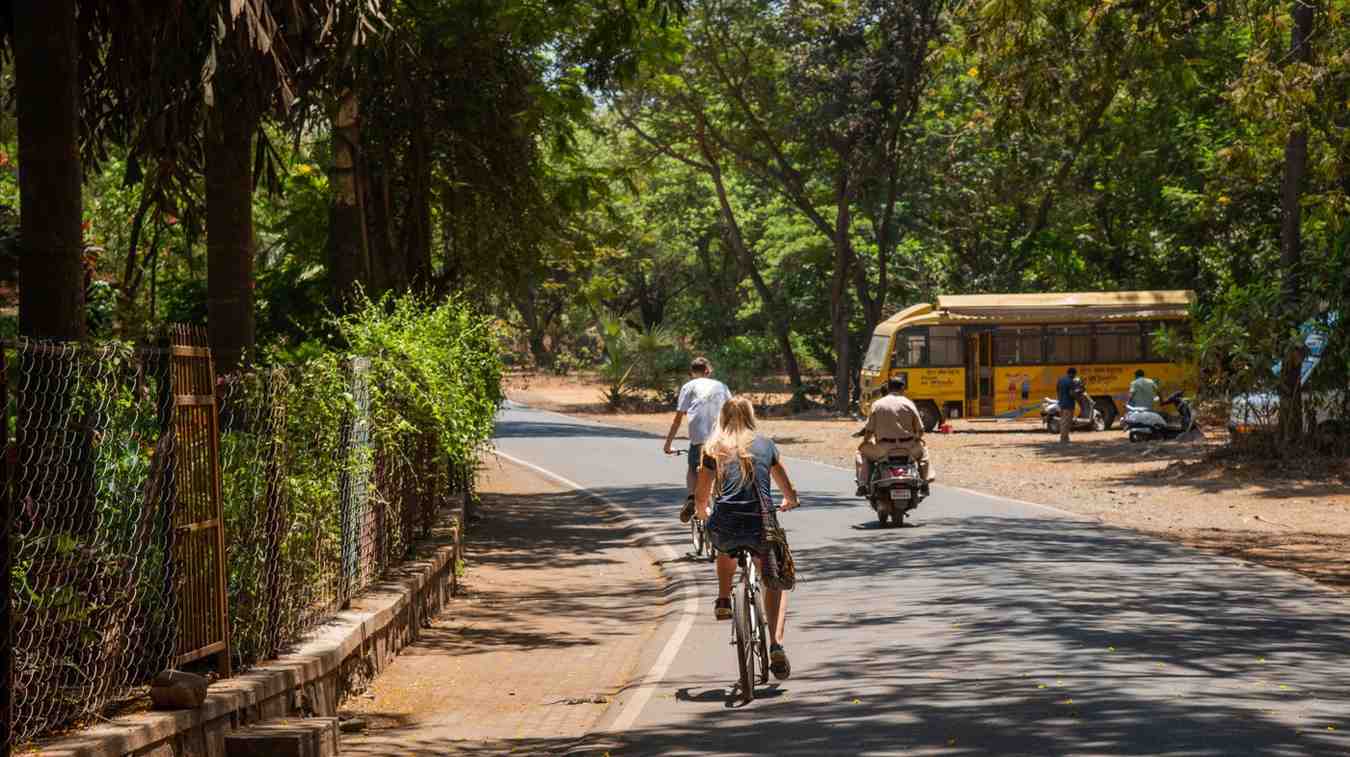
[1122,391,1194,442]
[863,455,927,527]
[1040,395,1104,433]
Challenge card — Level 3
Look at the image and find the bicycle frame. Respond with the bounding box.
[729,548,769,703]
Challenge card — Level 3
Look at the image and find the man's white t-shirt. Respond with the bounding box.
[677,377,731,445]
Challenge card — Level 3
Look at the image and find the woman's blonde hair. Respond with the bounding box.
[705,397,758,486]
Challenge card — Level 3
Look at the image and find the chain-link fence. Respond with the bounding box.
[2,340,180,746]
[219,359,455,670]
[3,338,473,746]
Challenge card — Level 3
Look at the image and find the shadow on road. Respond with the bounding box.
[480,414,1350,755]
[492,419,660,440]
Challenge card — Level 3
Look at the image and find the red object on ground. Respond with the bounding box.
[939,423,953,434]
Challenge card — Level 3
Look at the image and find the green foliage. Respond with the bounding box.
[337,293,504,469]
[222,293,503,668]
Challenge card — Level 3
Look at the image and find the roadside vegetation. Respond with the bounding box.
[0,0,1345,448]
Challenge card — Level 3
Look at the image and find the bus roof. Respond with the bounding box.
[874,290,1195,336]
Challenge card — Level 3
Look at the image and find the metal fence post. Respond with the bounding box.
[149,337,179,680]
[336,362,354,609]
[1,346,11,757]
[262,369,286,658]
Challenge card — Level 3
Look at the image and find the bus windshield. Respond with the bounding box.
[862,334,890,373]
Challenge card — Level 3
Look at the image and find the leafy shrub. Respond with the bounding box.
[337,293,504,470]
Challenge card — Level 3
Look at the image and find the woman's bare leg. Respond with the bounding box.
[764,587,788,645]
[716,554,735,599]
[753,556,788,645]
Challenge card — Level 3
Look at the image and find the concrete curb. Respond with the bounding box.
[35,512,464,757]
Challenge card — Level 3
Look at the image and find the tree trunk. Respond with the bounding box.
[406,114,433,291]
[205,95,258,374]
[830,177,855,414]
[514,287,552,368]
[704,156,805,395]
[367,141,405,294]
[1278,0,1315,443]
[328,89,370,311]
[14,0,84,340]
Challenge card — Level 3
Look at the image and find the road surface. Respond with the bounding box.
[493,403,1350,756]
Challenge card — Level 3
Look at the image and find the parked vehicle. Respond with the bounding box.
[862,455,927,527]
[1228,315,1344,436]
[1040,396,1105,433]
[1122,391,1194,442]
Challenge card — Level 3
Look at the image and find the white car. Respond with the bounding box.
[1228,316,1344,434]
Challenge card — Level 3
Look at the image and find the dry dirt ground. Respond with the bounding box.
[505,372,1350,592]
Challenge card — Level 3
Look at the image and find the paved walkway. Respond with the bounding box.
[341,456,666,755]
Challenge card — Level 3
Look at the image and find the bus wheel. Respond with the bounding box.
[918,401,941,432]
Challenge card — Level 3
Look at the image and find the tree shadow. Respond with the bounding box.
[491,419,660,440]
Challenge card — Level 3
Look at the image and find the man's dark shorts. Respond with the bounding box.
[688,443,703,475]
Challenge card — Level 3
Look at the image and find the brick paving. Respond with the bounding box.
[340,456,667,755]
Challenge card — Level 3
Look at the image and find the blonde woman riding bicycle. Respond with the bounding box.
[694,397,801,679]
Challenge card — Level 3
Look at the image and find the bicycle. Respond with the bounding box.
[723,543,771,704]
[672,449,716,562]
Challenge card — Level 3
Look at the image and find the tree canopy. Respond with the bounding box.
[0,0,1346,437]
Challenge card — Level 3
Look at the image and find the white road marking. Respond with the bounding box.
[489,449,701,735]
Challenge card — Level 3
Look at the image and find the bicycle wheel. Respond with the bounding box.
[753,588,770,685]
[733,583,755,703]
[690,518,704,557]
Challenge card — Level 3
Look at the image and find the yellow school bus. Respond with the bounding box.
[860,291,1195,430]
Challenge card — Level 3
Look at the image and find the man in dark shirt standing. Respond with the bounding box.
[1056,367,1078,444]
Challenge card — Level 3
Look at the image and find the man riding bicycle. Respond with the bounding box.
[663,356,731,523]
[695,397,800,680]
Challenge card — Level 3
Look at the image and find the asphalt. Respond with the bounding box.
[493,403,1350,756]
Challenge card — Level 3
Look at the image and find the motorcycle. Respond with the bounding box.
[1040,395,1105,433]
[864,455,927,527]
[1122,390,1194,442]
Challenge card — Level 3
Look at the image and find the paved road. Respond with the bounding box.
[494,403,1350,756]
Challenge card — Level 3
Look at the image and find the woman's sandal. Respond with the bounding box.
[714,598,732,621]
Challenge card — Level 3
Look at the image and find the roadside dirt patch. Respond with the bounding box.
[506,372,1350,592]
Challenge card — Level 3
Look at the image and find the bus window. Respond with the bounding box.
[1096,323,1141,362]
[994,326,1041,364]
[892,332,926,367]
[862,333,891,372]
[1046,325,1091,363]
[929,326,963,366]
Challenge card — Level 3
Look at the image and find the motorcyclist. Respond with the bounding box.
[854,375,934,497]
[1128,369,1159,410]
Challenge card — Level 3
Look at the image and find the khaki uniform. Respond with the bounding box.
[857,393,934,484]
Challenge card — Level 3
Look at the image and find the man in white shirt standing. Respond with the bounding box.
[663,356,732,522]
